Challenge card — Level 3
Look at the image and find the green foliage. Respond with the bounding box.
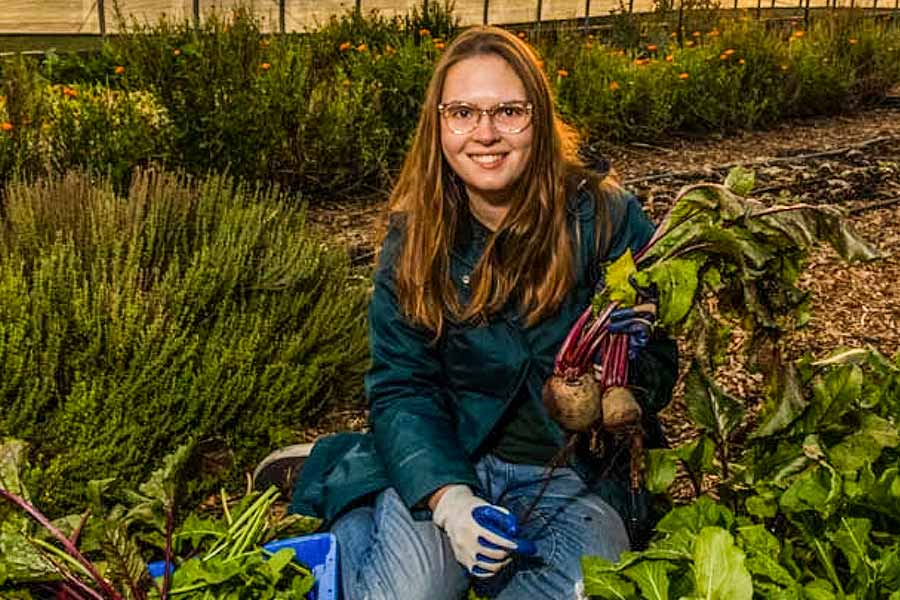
[0,170,369,515]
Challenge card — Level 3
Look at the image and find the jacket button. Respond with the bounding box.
[461,274,470,286]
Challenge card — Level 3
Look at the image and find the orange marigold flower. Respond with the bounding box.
[739,58,746,65]
[708,29,720,37]
[647,44,658,52]
[339,41,352,52]
[1,122,12,132]
[848,38,858,45]
[419,28,431,37]
[557,68,569,77]
[678,72,689,80]
[608,80,620,91]
[670,31,678,37]
[634,58,649,66]
[63,87,78,98]
[114,65,125,74]
[173,48,181,56]
[724,48,735,56]
[719,53,728,60]
[356,43,367,52]
[261,62,271,70]
[692,31,701,38]
[434,42,445,50]
[518,31,526,39]
[793,30,805,38]
[665,54,674,62]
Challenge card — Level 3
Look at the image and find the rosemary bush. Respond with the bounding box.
[0,170,369,515]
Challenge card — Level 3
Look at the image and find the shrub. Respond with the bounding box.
[0,170,369,515]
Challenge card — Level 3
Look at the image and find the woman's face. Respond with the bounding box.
[440,54,533,206]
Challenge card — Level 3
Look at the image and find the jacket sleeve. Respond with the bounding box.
[364,227,480,509]
[601,192,679,416]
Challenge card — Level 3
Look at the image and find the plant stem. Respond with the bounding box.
[161,502,175,600]
[0,489,124,600]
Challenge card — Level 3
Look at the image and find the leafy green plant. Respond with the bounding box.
[0,169,369,515]
[0,440,319,599]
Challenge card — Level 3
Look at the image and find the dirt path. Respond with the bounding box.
[303,100,900,442]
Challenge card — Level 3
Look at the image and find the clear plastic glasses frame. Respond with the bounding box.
[437,101,534,134]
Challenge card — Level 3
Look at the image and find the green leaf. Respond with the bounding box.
[582,556,637,599]
[691,527,753,600]
[600,249,638,308]
[802,578,837,600]
[645,449,678,495]
[744,490,778,519]
[0,439,31,534]
[0,531,57,583]
[827,517,874,584]
[634,257,700,328]
[262,547,295,579]
[725,167,755,197]
[623,560,674,600]
[752,363,810,439]
[737,525,796,587]
[683,362,745,441]
[656,497,734,536]
[780,463,842,519]
[829,414,900,472]
[138,442,194,507]
[675,437,716,478]
[806,365,863,430]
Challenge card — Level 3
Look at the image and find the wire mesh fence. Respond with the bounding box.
[1,0,898,34]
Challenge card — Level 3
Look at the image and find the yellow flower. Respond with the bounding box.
[63,87,78,98]
[339,41,351,52]
[665,54,674,62]
[678,72,689,80]
[114,65,125,74]
[557,68,569,77]
[793,30,805,38]
[608,80,620,91]
[356,43,367,52]
[780,64,789,71]
[1,122,12,132]
[434,42,445,50]
[647,44,658,52]
[173,48,181,56]
[849,38,859,45]
[385,44,396,55]
[419,28,431,37]
[739,58,746,65]
[260,62,271,70]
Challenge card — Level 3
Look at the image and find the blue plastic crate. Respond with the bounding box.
[147,532,338,600]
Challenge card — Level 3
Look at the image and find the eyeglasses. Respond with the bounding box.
[437,101,534,135]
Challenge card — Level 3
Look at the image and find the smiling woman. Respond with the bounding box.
[271,25,679,600]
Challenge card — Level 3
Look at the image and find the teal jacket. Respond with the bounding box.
[290,182,678,526]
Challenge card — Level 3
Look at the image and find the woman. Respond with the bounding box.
[282,26,677,599]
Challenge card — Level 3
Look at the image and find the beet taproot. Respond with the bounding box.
[601,386,642,431]
[542,372,602,432]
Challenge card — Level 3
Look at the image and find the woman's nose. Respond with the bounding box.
[471,113,501,143]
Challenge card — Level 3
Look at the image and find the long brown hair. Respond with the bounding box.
[385,26,613,338]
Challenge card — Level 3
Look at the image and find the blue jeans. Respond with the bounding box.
[331,454,629,600]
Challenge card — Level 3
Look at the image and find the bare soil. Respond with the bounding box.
[301,98,900,454]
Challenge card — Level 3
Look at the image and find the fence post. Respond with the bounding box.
[279,0,285,33]
[535,0,542,35]
[677,0,684,46]
[629,0,635,13]
[584,0,590,34]
[756,0,762,19]
[356,0,362,17]
[804,0,810,27]
[193,0,200,28]
[483,0,489,24]
[98,0,106,36]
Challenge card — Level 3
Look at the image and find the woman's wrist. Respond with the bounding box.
[428,485,456,512]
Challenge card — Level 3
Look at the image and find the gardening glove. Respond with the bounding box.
[607,276,659,360]
[432,485,535,578]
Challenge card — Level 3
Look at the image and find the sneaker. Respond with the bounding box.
[252,442,315,499]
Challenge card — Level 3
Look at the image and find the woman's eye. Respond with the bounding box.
[453,108,472,119]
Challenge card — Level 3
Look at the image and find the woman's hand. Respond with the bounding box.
[431,485,526,577]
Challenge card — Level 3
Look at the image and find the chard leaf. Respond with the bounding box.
[844,465,900,521]
[802,578,837,600]
[779,463,842,519]
[582,556,637,599]
[0,531,57,583]
[623,560,674,600]
[744,489,778,519]
[600,249,638,308]
[683,362,745,442]
[737,525,796,587]
[0,439,31,533]
[656,497,734,536]
[675,437,716,477]
[691,527,753,600]
[806,365,863,430]
[827,517,874,584]
[645,449,678,494]
[725,167,756,197]
[752,363,809,439]
[647,528,695,561]
[634,257,700,328]
[829,414,900,472]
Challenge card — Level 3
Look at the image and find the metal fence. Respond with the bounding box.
[1,0,897,34]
